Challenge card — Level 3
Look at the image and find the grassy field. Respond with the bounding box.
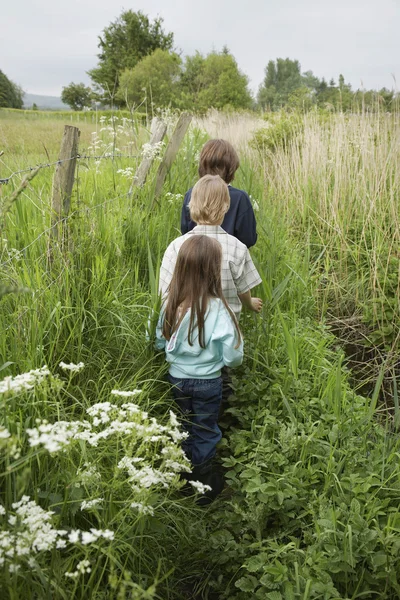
[1,108,400,599]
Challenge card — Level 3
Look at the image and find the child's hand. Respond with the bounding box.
[250,297,263,313]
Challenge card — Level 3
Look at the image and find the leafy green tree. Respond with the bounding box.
[287,87,314,111]
[116,50,181,108]
[88,10,173,102]
[337,74,353,111]
[179,52,206,104]
[61,82,93,111]
[180,50,252,112]
[258,58,303,110]
[0,70,23,109]
[315,77,339,107]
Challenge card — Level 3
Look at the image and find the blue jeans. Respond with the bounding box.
[168,375,222,467]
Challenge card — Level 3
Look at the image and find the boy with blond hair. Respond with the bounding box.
[160,175,262,318]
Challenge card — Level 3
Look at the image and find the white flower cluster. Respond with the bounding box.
[165,192,183,204]
[189,481,212,494]
[5,247,23,261]
[59,361,85,373]
[118,457,174,490]
[155,108,177,133]
[141,141,165,160]
[87,118,133,163]
[80,498,103,511]
[111,389,142,397]
[0,496,113,572]
[249,195,260,212]
[27,420,86,453]
[77,462,101,485]
[65,559,91,579]
[116,167,135,179]
[130,502,155,516]
[68,528,114,545]
[0,427,11,439]
[27,402,189,493]
[0,367,50,395]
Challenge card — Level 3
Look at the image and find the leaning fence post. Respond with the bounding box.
[128,117,167,194]
[51,125,80,240]
[151,113,192,209]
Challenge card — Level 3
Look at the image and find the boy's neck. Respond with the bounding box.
[195,221,223,227]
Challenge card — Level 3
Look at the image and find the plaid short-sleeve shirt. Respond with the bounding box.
[159,225,262,317]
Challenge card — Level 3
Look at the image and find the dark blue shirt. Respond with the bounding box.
[181,185,257,248]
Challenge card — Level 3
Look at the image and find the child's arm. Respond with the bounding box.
[215,306,244,368]
[222,337,243,368]
[238,290,263,313]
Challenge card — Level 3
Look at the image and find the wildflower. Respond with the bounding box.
[68,530,80,544]
[77,463,101,484]
[7,248,23,261]
[141,141,165,160]
[169,411,179,428]
[9,564,20,573]
[189,480,212,494]
[0,427,11,439]
[165,192,183,204]
[27,420,84,453]
[59,361,85,373]
[80,498,103,511]
[131,502,155,516]
[116,167,135,179]
[65,559,91,579]
[249,195,260,211]
[0,367,50,395]
[111,389,142,397]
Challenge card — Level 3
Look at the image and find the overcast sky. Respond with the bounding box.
[1,0,399,96]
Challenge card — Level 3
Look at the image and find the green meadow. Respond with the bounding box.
[1,107,400,599]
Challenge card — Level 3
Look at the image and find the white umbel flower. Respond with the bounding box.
[59,361,85,373]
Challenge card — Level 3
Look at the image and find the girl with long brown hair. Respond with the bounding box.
[156,235,243,501]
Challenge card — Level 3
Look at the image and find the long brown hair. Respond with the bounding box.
[162,235,241,348]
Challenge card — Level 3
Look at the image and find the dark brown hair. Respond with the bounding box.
[198,139,240,184]
[162,235,241,348]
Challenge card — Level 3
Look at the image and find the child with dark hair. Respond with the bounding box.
[181,139,257,248]
[156,235,243,503]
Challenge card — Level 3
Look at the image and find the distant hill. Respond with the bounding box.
[23,93,69,110]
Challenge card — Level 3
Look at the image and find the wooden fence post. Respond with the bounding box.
[128,117,167,194]
[151,113,192,209]
[51,125,80,240]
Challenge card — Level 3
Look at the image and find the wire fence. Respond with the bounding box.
[0,189,131,269]
[0,152,138,185]
[0,186,136,335]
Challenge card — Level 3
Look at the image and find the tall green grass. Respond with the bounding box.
[1,110,400,598]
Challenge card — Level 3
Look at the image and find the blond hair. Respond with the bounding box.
[189,175,230,225]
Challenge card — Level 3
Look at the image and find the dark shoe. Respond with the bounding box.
[190,460,225,506]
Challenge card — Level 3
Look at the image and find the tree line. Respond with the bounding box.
[1,10,398,113]
[0,70,23,109]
